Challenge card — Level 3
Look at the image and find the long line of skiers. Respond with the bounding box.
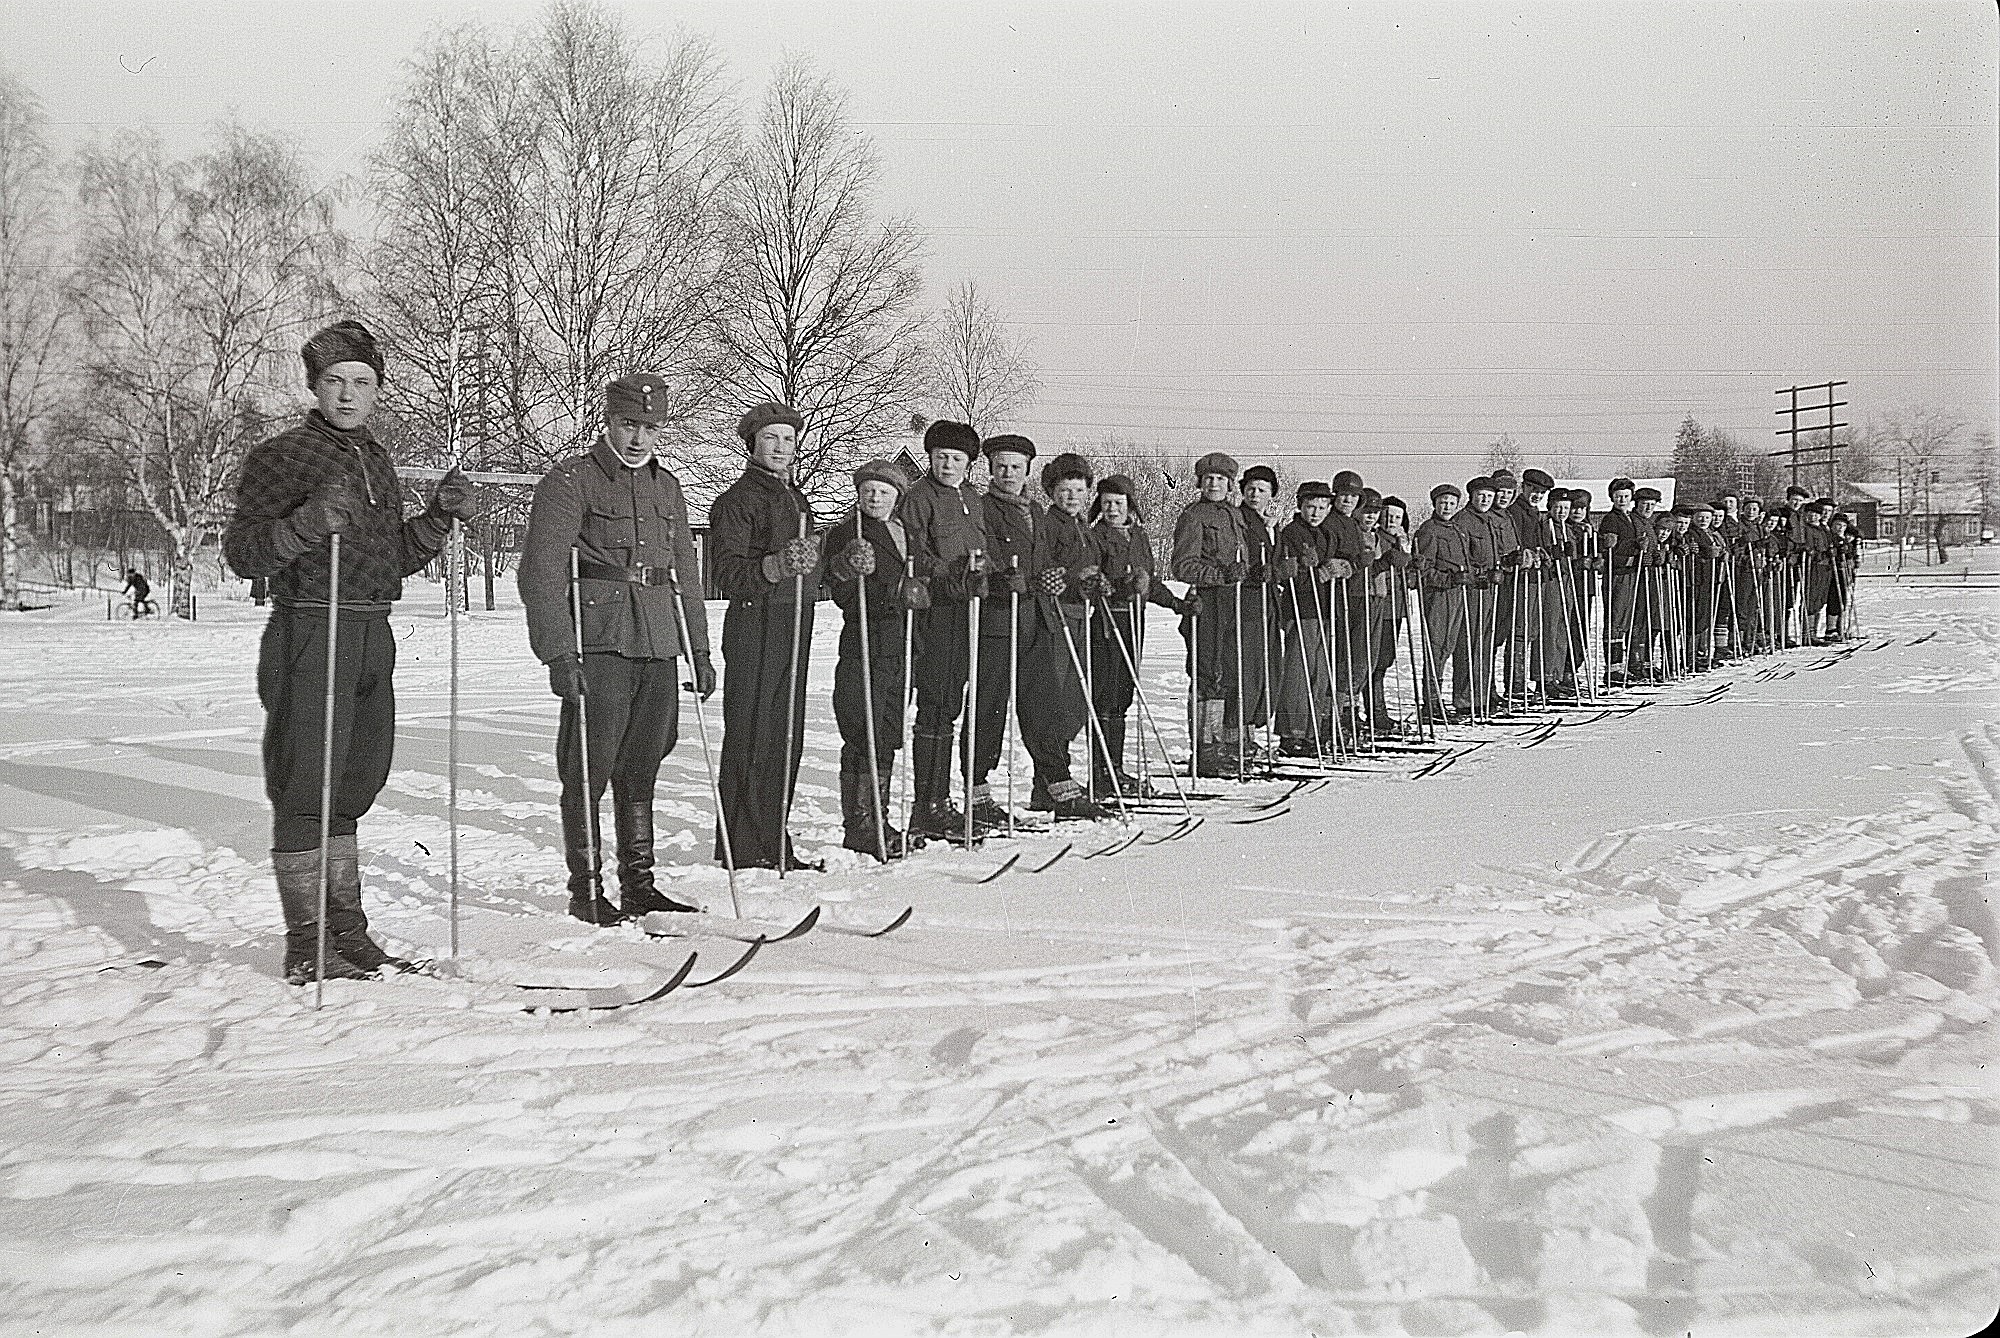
[222,324,1865,981]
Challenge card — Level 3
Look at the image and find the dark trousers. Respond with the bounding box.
[1018,607,1089,785]
[1191,585,1248,721]
[833,614,904,774]
[1453,585,1497,708]
[1275,616,1332,737]
[1420,586,1465,711]
[259,609,397,852]
[718,597,813,867]
[558,652,680,848]
[913,603,971,733]
[970,612,1029,786]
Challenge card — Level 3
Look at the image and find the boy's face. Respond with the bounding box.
[1468,490,1495,513]
[1302,497,1332,525]
[1334,492,1359,516]
[1358,509,1381,534]
[1241,480,1274,509]
[1611,489,1634,513]
[1199,473,1232,503]
[1525,488,1548,511]
[1099,492,1130,526]
[930,449,970,488]
[314,363,380,431]
[1052,477,1090,516]
[1494,487,1517,509]
[749,423,797,475]
[1432,493,1461,522]
[986,451,1030,496]
[606,413,665,464]
[857,480,899,521]
[1550,499,1572,524]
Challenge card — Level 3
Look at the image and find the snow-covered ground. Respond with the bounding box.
[1,568,1995,1337]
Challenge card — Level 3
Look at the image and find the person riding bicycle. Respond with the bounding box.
[121,569,154,615]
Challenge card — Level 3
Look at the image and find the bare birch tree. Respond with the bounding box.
[69,125,345,613]
[0,72,70,609]
[368,2,739,478]
[712,56,927,507]
[927,278,1040,434]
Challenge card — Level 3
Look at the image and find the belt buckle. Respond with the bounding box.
[641,565,669,588]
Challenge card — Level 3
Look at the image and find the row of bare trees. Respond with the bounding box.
[0,0,1046,609]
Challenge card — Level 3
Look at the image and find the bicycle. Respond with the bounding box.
[116,596,159,619]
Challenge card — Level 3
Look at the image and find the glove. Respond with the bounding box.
[285,480,365,545]
[997,566,1030,595]
[1244,560,1267,583]
[1112,569,1143,599]
[1221,558,1249,583]
[548,654,587,702]
[1273,556,1299,582]
[1326,558,1356,580]
[831,538,876,580]
[900,576,932,610]
[780,535,820,578]
[1297,547,1320,570]
[1036,566,1068,596]
[686,655,717,701]
[1078,567,1112,601]
[428,467,478,522]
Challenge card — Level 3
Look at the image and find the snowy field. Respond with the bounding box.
[1,571,1996,1337]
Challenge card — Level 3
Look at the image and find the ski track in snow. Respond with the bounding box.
[1,583,1996,1337]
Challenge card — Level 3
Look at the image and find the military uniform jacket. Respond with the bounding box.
[1278,517,1334,620]
[224,409,449,609]
[1413,515,1470,590]
[1172,498,1247,586]
[980,489,1041,634]
[518,437,710,665]
[898,474,987,602]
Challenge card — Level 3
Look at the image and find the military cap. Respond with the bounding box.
[1040,451,1093,494]
[923,419,981,459]
[1241,464,1279,491]
[302,320,384,385]
[982,432,1036,461]
[606,373,672,425]
[1520,467,1555,491]
[736,400,802,442]
[1194,451,1240,481]
[853,458,909,494]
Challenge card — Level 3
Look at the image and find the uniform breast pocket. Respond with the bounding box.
[584,497,638,552]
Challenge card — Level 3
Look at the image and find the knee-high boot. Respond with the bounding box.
[324,835,411,972]
[561,789,626,926]
[615,800,697,915]
[273,847,371,984]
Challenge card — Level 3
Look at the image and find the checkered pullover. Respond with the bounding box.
[223,410,450,606]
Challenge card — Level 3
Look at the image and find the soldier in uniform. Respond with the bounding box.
[1274,480,1336,753]
[1172,452,1249,775]
[1090,473,1191,795]
[1413,483,1471,721]
[898,420,990,838]
[226,319,478,979]
[519,373,711,924]
[966,432,1040,830]
[708,402,820,871]
[821,459,914,860]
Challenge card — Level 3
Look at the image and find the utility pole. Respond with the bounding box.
[1771,380,1848,497]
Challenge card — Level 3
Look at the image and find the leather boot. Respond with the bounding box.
[843,766,910,860]
[325,835,412,972]
[562,792,626,926]
[273,848,372,984]
[1193,701,1240,778]
[908,730,967,840]
[614,800,698,915]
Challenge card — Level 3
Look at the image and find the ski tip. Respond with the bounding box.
[1029,844,1074,873]
[964,853,1022,885]
[687,938,761,988]
[1233,806,1289,824]
[868,905,915,935]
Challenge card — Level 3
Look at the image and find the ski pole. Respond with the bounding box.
[314,531,341,1010]
[1053,601,1128,821]
[568,547,603,924]
[852,512,890,864]
[1085,597,1100,799]
[1007,559,1020,839]
[1097,593,1192,817]
[777,509,809,878]
[665,565,739,917]
[1232,573,1246,778]
[964,551,984,850]
[1286,576,1329,767]
[447,514,461,958]
[1258,580,1274,771]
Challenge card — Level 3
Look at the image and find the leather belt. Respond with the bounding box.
[577,561,674,588]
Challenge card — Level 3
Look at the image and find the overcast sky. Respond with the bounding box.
[3,0,1993,500]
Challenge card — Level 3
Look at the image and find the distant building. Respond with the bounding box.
[1843,481,1983,546]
